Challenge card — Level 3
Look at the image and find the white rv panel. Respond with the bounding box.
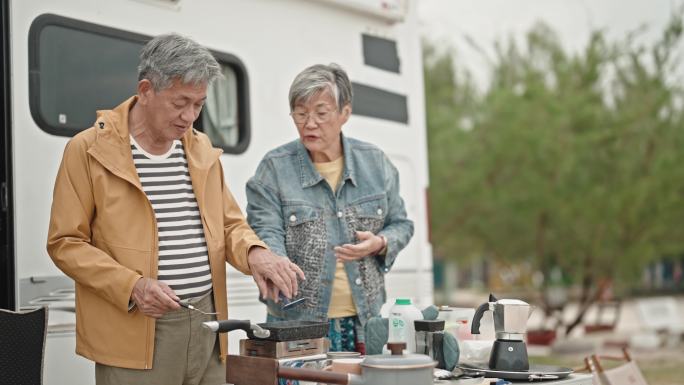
[6,1,431,383]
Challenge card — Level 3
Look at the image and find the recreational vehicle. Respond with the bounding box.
[0,0,432,383]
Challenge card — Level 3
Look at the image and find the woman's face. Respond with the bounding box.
[291,89,350,162]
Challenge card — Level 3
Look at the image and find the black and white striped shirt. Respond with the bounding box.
[131,136,212,300]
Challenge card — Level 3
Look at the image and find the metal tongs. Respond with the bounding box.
[279,294,307,309]
[177,300,218,316]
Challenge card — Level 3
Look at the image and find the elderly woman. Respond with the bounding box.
[246,63,414,352]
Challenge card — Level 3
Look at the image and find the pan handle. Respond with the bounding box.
[202,319,252,333]
[278,366,349,385]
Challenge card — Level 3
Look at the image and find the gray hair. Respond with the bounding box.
[138,33,222,91]
[288,63,352,112]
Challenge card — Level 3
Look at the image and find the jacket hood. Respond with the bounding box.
[87,96,222,189]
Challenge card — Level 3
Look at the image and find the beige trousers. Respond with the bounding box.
[96,291,224,385]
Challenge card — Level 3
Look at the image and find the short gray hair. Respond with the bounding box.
[138,33,221,91]
[288,63,352,112]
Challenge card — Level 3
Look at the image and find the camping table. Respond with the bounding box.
[440,373,594,385]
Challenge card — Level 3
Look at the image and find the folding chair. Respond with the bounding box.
[0,307,48,385]
[587,348,649,385]
[573,357,601,385]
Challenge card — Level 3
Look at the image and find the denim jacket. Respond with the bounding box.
[246,134,414,325]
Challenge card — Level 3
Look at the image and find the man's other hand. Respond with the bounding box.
[131,277,180,318]
[247,247,305,302]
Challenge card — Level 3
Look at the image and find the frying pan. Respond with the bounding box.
[202,319,328,341]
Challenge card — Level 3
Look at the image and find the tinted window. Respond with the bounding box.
[28,14,250,153]
[351,82,408,124]
[362,34,400,73]
[35,24,141,132]
[202,66,239,148]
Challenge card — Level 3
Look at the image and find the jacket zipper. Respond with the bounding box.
[145,197,157,369]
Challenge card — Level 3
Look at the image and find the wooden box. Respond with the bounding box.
[239,337,327,358]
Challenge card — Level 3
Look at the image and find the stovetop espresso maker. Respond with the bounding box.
[471,294,532,371]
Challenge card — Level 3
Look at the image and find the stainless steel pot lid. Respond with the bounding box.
[362,353,436,370]
[458,362,573,381]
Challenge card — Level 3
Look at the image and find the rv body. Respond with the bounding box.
[0,0,432,383]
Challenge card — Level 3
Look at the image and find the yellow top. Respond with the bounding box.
[314,157,357,318]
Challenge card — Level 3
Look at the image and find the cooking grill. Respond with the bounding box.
[246,320,328,341]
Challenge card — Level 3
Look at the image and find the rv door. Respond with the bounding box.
[0,0,15,311]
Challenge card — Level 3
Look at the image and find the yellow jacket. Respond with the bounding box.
[47,96,266,369]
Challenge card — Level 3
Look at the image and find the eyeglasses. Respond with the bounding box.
[290,108,336,124]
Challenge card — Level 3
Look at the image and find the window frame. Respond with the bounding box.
[196,50,251,154]
[28,13,251,154]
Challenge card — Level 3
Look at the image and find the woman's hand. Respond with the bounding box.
[247,246,306,302]
[334,231,386,261]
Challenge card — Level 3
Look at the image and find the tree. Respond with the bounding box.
[425,13,684,335]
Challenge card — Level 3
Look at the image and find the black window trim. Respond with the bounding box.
[28,13,251,154]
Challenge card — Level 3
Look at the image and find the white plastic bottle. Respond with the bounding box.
[388,298,423,353]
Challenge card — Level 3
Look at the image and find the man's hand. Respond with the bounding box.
[334,231,385,261]
[131,277,180,318]
[248,247,305,302]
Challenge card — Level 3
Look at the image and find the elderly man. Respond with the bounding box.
[47,33,304,385]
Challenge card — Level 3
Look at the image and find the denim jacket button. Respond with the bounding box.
[377,208,383,215]
[337,211,343,218]
[289,215,297,222]
[355,277,362,285]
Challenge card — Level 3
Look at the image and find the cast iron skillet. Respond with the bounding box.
[203,319,329,341]
[248,320,328,341]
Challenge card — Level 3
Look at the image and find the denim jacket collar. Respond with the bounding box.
[297,133,357,189]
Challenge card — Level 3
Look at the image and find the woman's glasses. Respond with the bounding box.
[290,108,336,124]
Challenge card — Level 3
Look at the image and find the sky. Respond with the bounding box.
[417,0,684,88]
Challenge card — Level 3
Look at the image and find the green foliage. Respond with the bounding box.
[425,14,684,294]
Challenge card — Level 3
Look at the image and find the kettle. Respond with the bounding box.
[471,294,531,341]
[471,294,532,371]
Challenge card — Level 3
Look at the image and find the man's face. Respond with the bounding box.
[292,89,350,157]
[138,79,207,142]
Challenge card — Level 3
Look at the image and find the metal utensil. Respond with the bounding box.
[279,294,307,309]
[177,300,218,316]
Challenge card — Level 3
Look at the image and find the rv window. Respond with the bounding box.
[28,14,250,154]
[30,22,142,136]
[351,82,408,124]
[362,34,400,73]
[198,63,246,151]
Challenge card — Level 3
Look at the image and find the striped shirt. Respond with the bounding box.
[130,136,212,300]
